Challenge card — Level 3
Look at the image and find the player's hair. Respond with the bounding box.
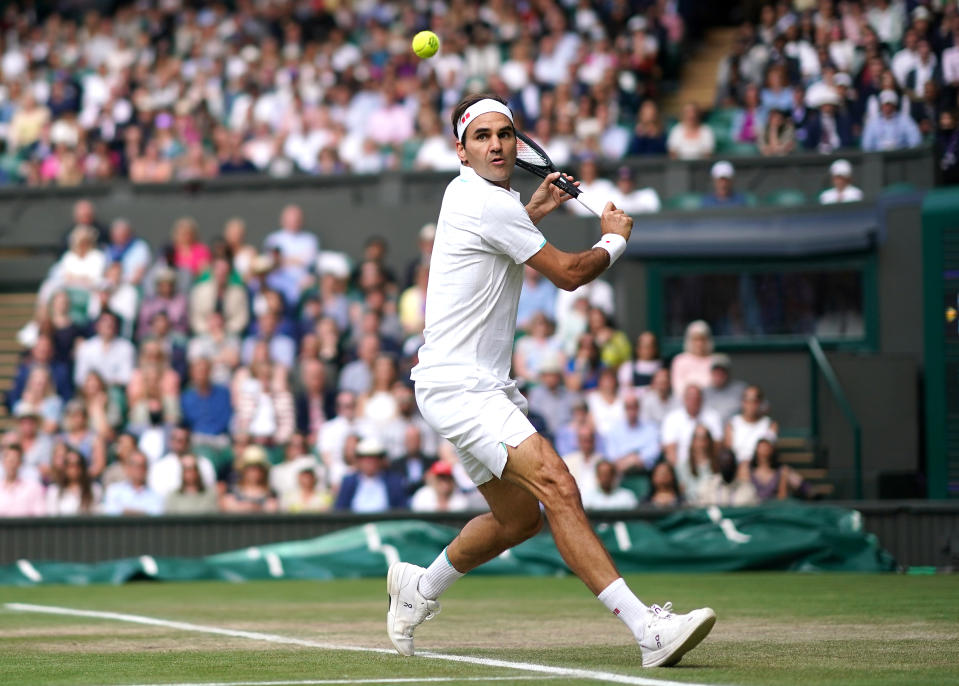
[450,93,509,142]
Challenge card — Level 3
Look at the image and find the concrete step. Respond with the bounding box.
[662,26,739,116]
[779,451,816,465]
[0,339,27,353]
[796,468,830,481]
[807,483,835,498]
[0,293,37,305]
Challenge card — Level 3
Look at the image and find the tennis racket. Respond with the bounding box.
[514,130,609,217]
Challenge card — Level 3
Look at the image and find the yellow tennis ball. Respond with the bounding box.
[412,30,440,59]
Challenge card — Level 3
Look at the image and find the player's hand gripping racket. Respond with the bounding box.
[514,130,610,217]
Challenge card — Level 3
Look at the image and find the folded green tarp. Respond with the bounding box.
[0,504,897,586]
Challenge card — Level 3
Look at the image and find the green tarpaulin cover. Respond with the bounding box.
[0,504,897,586]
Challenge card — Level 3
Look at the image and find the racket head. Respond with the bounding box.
[515,130,580,197]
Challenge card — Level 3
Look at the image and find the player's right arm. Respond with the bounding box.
[526,202,633,291]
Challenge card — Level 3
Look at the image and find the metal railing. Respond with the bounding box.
[807,336,863,498]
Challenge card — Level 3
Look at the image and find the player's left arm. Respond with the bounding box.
[525,171,577,225]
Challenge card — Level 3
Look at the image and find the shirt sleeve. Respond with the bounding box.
[481,190,547,265]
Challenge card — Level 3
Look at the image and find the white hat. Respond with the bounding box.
[710,160,735,179]
[912,5,931,21]
[879,90,898,106]
[418,223,436,241]
[830,159,853,178]
[316,251,351,279]
[356,437,387,456]
[834,72,852,88]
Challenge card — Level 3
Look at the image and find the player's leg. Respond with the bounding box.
[501,432,716,667]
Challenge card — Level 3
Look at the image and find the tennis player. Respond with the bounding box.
[388,93,716,668]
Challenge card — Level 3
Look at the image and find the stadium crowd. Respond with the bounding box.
[0,198,809,517]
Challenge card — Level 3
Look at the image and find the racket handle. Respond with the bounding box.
[574,191,608,218]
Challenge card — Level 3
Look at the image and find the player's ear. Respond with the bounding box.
[455,139,469,165]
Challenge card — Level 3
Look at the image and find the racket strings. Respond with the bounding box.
[516,141,550,168]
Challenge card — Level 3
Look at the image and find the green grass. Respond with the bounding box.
[1,573,957,686]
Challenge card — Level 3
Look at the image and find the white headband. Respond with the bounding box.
[456,98,514,141]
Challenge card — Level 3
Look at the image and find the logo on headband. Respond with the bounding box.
[461,112,470,124]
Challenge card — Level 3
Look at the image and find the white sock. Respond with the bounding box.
[597,577,648,641]
[417,548,465,600]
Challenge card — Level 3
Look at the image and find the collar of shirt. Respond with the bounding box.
[458,164,521,201]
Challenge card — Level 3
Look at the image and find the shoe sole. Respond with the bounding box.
[643,609,717,668]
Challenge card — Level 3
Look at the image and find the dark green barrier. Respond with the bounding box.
[0,505,896,586]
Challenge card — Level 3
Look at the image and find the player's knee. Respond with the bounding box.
[539,467,581,510]
[516,511,544,542]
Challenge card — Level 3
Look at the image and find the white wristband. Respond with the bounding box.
[593,233,627,267]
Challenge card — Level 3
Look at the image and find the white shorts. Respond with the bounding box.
[415,380,537,486]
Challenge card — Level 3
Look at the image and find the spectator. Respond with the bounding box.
[187,311,241,386]
[294,359,331,444]
[602,392,661,474]
[726,385,780,464]
[891,28,920,88]
[904,39,940,102]
[338,334,380,395]
[701,160,750,208]
[42,225,106,302]
[676,424,720,505]
[565,333,604,393]
[45,445,101,515]
[760,64,795,113]
[391,425,436,498]
[567,157,617,217]
[750,438,807,502]
[58,199,106,253]
[241,311,296,370]
[87,262,140,338]
[280,466,332,513]
[516,266,559,331]
[74,311,136,388]
[695,447,759,507]
[0,443,45,516]
[671,320,716,396]
[169,217,211,277]
[861,90,921,151]
[586,368,626,436]
[819,159,864,204]
[148,425,217,497]
[937,110,959,185]
[333,437,407,513]
[410,460,469,513]
[233,360,295,447]
[189,255,250,337]
[15,404,56,481]
[270,433,324,498]
[138,267,189,338]
[626,100,668,156]
[703,354,749,426]
[263,204,318,308]
[562,424,605,499]
[644,460,682,508]
[731,83,765,146]
[127,359,182,437]
[513,313,564,383]
[220,445,279,513]
[801,92,855,153]
[357,354,400,431]
[180,357,233,441]
[661,385,723,469]
[7,335,72,411]
[641,367,680,429]
[101,433,137,489]
[12,366,63,435]
[403,223,436,290]
[105,218,151,286]
[587,307,631,369]
[397,264,429,338]
[527,356,579,439]
[610,166,661,214]
[667,102,716,160]
[102,450,164,516]
[164,454,219,515]
[318,391,362,490]
[581,459,640,511]
[618,331,662,391]
[758,108,797,156]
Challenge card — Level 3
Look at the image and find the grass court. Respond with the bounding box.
[1,573,957,686]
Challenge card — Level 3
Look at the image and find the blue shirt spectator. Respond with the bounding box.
[6,336,72,411]
[516,266,558,330]
[701,160,749,209]
[102,452,164,516]
[180,358,232,437]
[602,395,662,471]
[241,311,296,369]
[862,91,922,152]
[104,218,151,286]
[334,439,407,512]
[262,205,318,308]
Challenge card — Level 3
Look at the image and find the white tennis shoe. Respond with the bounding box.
[386,561,440,656]
[639,602,716,668]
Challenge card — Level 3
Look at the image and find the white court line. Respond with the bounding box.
[5,603,722,686]
[125,679,547,686]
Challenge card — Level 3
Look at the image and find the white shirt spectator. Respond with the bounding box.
[148,453,218,497]
[567,177,618,217]
[415,136,461,171]
[410,485,470,512]
[586,390,626,436]
[666,124,716,160]
[58,249,107,287]
[661,406,723,468]
[819,185,864,204]
[891,47,918,87]
[582,485,639,510]
[728,415,777,463]
[942,46,959,86]
[612,187,661,214]
[74,335,136,386]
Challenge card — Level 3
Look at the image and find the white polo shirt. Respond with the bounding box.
[412,165,546,388]
[819,185,863,204]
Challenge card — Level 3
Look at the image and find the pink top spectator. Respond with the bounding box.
[0,478,46,517]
